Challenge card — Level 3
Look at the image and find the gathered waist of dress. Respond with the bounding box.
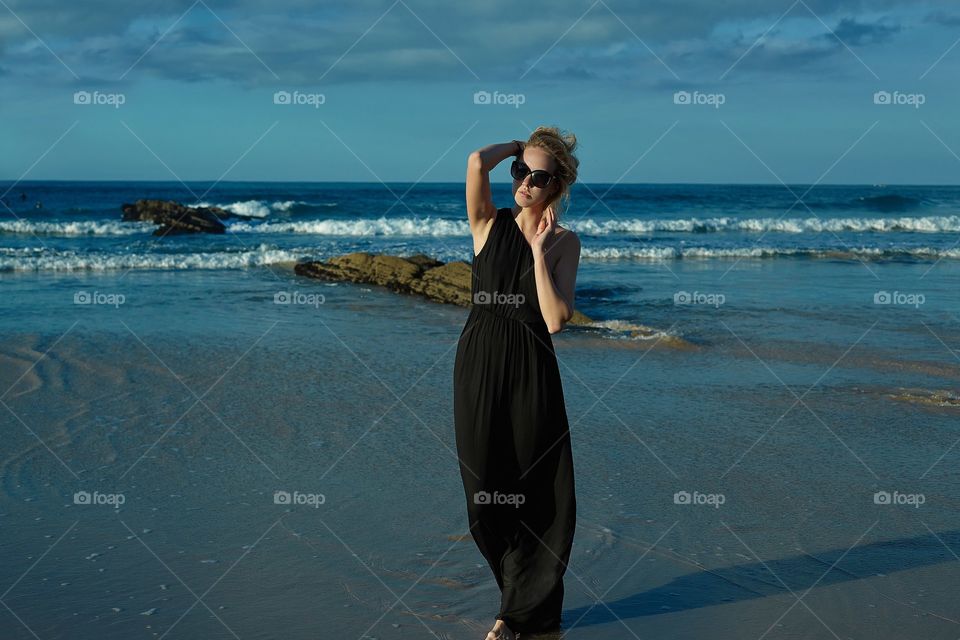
[471,303,548,326]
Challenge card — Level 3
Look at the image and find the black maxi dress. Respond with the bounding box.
[453,206,577,633]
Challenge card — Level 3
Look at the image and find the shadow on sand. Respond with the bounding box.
[546,527,960,634]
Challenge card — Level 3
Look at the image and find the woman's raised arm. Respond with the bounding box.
[465,140,521,229]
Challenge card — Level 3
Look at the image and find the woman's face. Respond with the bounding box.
[512,146,559,209]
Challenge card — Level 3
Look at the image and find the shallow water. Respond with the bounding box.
[1,259,959,638]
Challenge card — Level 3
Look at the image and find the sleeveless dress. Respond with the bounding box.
[453,207,577,633]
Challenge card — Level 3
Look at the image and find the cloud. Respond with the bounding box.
[829,17,901,46]
[675,13,904,80]
[924,11,960,27]
[0,0,938,87]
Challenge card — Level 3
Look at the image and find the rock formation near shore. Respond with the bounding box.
[294,252,696,346]
[121,199,258,236]
[294,252,595,327]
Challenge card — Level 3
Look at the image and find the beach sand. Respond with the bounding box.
[1,268,959,639]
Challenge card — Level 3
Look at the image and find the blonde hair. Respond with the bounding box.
[525,125,579,218]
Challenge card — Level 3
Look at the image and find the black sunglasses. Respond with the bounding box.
[510,160,557,189]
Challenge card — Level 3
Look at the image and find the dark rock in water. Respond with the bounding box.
[887,388,960,408]
[121,199,257,236]
[295,253,467,306]
[294,252,595,326]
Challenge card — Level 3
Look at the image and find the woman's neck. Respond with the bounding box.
[512,204,544,234]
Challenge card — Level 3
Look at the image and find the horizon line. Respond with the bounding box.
[2,179,958,188]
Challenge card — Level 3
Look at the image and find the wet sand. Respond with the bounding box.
[1,272,959,639]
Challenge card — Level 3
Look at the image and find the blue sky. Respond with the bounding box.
[2,0,960,184]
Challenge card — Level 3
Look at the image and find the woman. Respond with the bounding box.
[453,126,581,639]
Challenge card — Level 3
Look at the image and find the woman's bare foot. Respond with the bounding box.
[485,618,516,640]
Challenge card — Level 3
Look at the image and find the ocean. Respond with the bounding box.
[4,181,960,268]
[1,180,958,639]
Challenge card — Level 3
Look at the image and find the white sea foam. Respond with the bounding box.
[585,319,677,341]
[226,216,469,235]
[228,214,960,236]
[189,200,336,218]
[579,246,960,261]
[571,215,960,235]
[0,244,307,272]
[3,214,958,237]
[0,220,156,236]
